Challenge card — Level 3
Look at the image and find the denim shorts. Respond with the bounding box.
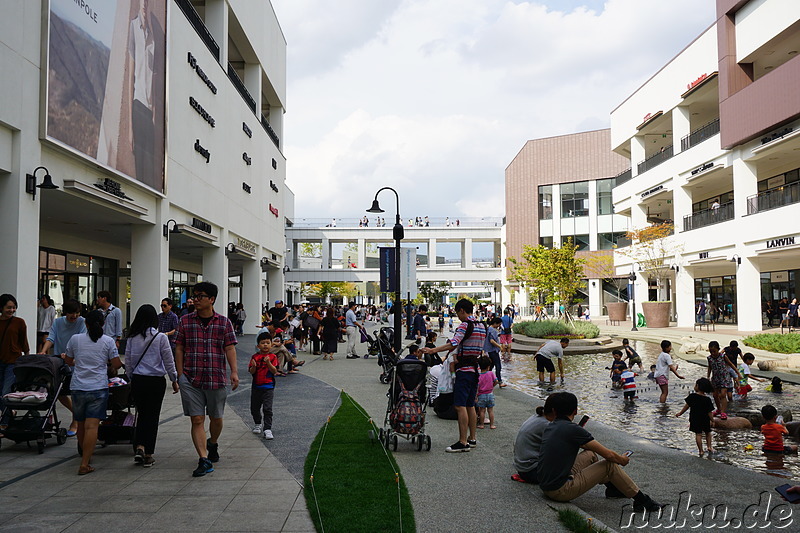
[453,371,479,407]
[476,393,495,408]
[72,389,109,421]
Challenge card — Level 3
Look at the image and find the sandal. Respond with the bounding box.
[78,465,95,476]
[511,474,529,483]
[719,412,728,420]
[295,360,305,367]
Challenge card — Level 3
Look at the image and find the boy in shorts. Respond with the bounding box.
[535,338,569,386]
[654,340,684,403]
[622,338,644,372]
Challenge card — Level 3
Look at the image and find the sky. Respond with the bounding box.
[271,0,717,222]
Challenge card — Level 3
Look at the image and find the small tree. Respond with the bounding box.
[303,281,346,303]
[418,281,450,306]
[616,223,682,301]
[584,252,628,302]
[509,240,585,318]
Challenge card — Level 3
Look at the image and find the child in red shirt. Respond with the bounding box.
[249,332,279,439]
[761,404,798,454]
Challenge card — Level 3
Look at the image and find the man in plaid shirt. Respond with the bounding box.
[175,282,239,477]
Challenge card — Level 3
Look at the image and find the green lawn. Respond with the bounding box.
[304,392,416,532]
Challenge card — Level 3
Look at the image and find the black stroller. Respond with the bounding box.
[379,358,431,452]
[0,355,67,453]
[97,366,137,450]
[375,327,398,384]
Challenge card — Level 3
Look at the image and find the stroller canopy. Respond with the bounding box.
[13,355,65,384]
[392,358,428,404]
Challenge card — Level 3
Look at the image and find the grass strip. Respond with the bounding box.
[304,391,415,533]
[557,508,610,533]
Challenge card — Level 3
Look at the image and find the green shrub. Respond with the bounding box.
[512,319,599,339]
[742,333,800,354]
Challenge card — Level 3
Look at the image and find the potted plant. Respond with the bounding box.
[584,252,628,321]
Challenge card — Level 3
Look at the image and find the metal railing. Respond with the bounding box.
[683,201,734,231]
[614,168,632,185]
[227,63,256,113]
[289,216,504,228]
[260,114,280,148]
[637,145,674,175]
[680,118,720,151]
[747,181,800,214]
[174,0,220,61]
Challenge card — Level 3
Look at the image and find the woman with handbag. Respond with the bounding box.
[125,304,179,467]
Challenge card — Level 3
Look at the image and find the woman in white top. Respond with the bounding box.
[125,304,179,467]
[36,294,56,353]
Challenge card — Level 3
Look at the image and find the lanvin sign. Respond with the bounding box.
[766,236,796,249]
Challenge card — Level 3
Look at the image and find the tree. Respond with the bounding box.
[584,252,628,301]
[418,281,450,306]
[299,243,322,257]
[616,222,682,301]
[508,240,585,313]
[302,281,346,302]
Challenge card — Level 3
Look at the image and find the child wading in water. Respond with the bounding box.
[761,404,798,454]
[609,350,627,389]
[675,378,715,456]
[736,353,765,399]
[654,340,685,403]
[476,356,498,429]
[622,338,644,372]
[706,340,740,419]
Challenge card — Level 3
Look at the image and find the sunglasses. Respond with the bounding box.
[160,304,169,308]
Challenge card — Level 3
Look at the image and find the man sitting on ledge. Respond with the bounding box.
[537,391,664,512]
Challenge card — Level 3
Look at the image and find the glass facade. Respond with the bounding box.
[561,181,589,217]
[539,236,553,248]
[694,275,737,323]
[538,185,553,220]
[597,177,616,215]
[692,191,734,212]
[597,232,627,250]
[168,269,202,306]
[38,248,118,314]
[758,167,799,192]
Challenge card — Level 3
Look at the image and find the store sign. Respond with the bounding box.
[687,73,709,91]
[766,236,796,249]
[771,271,789,283]
[191,217,211,234]
[698,252,709,259]
[188,52,217,94]
[94,178,130,200]
[710,277,723,287]
[237,237,256,254]
[640,184,665,199]
[691,162,714,176]
[269,204,279,217]
[242,122,252,138]
[189,96,215,127]
[194,139,210,163]
[66,253,90,273]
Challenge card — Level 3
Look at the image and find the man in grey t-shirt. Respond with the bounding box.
[536,338,569,384]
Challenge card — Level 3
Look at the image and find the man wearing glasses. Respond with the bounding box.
[175,282,239,477]
[157,298,179,354]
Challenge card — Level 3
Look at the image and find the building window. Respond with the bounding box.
[539,236,553,248]
[597,177,616,215]
[758,168,800,193]
[597,232,627,250]
[692,191,734,212]
[538,185,553,220]
[561,181,589,217]
[565,235,590,251]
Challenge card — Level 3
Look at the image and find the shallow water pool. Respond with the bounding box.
[504,339,800,479]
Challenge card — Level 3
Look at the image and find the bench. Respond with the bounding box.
[694,322,715,331]
[605,319,621,326]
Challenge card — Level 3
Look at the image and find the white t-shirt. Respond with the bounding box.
[654,351,673,378]
[66,333,119,391]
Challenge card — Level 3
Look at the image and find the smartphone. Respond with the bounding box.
[776,484,800,503]
[623,450,634,457]
[578,415,590,427]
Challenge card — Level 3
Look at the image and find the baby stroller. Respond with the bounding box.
[0,355,67,453]
[379,358,431,452]
[97,367,137,450]
[376,327,398,384]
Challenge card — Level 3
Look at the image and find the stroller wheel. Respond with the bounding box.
[56,428,67,445]
[382,431,391,450]
[37,439,45,454]
[416,435,424,451]
[425,435,432,451]
[391,435,398,452]
[378,428,385,443]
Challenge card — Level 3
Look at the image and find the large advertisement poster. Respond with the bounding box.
[46,0,166,192]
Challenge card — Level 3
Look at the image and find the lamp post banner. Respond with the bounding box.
[379,247,396,292]
[400,248,417,300]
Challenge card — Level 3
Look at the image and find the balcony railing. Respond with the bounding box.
[747,181,800,214]
[680,118,720,151]
[227,63,256,113]
[637,145,674,175]
[261,114,280,149]
[614,167,632,185]
[683,201,734,231]
[174,0,220,61]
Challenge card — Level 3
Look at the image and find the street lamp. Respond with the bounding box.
[628,267,638,331]
[367,187,403,354]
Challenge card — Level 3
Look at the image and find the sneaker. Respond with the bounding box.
[467,439,477,448]
[143,456,155,468]
[263,429,274,440]
[252,424,263,434]
[633,492,664,512]
[134,448,144,465]
[192,457,214,477]
[206,439,220,463]
[445,441,470,453]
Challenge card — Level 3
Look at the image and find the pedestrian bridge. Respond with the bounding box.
[284,218,504,285]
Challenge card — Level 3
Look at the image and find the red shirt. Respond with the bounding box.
[250,352,278,387]
[175,311,237,389]
[762,423,788,451]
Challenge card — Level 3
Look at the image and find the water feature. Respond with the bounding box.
[504,339,800,479]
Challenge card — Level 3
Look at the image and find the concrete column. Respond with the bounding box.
[732,159,758,220]
[130,220,169,315]
[463,238,473,268]
[204,0,228,64]
[242,257,262,331]
[675,263,696,327]
[321,238,330,269]
[267,266,284,304]
[736,256,762,331]
[357,238,366,269]
[501,283,512,308]
[428,238,437,267]
[587,179,598,250]
[551,184,562,245]
[630,201,648,229]
[244,63,262,112]
[517,287,529,315]
[673,106,691,154]
[673,184,693,233]
[631,135,646,177]
[269,106,283,143]
[203,230,228,310]
[588,278,602,318]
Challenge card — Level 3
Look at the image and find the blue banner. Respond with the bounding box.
[379,247,396,292]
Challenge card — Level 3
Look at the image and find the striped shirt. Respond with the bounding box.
[449,316,486,372]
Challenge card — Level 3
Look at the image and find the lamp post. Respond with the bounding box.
[628,270,638,331]
[367,187,403,354]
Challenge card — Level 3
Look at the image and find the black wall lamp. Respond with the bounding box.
[225,243,237,256]
[163,219,181,240]
[730,254,741,265]
[25,166,59,200]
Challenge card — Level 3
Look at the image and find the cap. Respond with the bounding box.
[275,300,283,304]
[274,328,283,335]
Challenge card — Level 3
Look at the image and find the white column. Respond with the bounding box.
[551,184,562,245]
[357,238,366,269]
[732,159,758,219]
[463,238,473,268]
[672,106,691,155]
[204,0,228,64]
[242,257,261,331]
[736,256,762,331]
[267,266,284,304]
[203,231,229,310]
[587,179,599,250]
[631,136,646,177]
[673,184,693,233]
[588,279,602,318]
[428,238,437,267]
[517,287,529,314]
[321,238,330,269]
[130,222,169,315]
[244,63,262,111]
[501,283,512,308]
[675,264,696,328]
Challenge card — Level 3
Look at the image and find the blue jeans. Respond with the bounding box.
[696,313,706,324]
[0,363,16,424]
[488,351,502,383]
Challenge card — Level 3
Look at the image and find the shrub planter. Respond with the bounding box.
[606,302,628,322]
[641,301,671,328]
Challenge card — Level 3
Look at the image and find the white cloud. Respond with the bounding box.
[272,0,717,220]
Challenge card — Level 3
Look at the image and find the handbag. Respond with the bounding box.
[360,328,369,343]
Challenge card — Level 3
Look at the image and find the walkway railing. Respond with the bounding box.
[747,181,800,214]
[289,217,504,228]
[174,0,220,60]
[227,63,256,113]
[683,201,734,231]
[680,118,720,151]
[637,145,674,175]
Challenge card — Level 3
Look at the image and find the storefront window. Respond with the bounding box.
[758,168,800,192]
[694,275,737,323]
[692,191,734,212]
[538,185,553,220]
[38,248,117,313]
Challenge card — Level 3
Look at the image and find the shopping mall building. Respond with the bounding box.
[611,0,800,331]
[0,0,290,338]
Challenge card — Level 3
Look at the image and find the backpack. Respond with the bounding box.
[304,314,319,330]
[390,381,424,435]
